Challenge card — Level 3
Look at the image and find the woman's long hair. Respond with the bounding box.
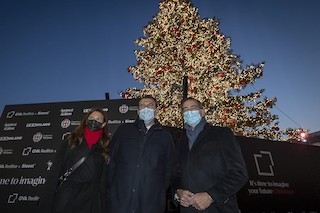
[68,107,110,163]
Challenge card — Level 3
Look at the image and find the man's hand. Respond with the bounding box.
[176,189,194,207]
[190,192,213,211]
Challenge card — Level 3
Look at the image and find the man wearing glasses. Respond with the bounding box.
[174,97,248,213]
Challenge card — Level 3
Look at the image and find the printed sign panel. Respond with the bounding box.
[1,100,320,212]
[0,99,139,212]
[237,136,320,212]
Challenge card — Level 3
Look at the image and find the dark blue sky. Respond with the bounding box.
[1,0,319,133]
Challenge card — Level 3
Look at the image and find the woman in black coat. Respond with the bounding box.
[38,107,110,213]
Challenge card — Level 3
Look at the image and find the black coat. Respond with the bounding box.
[38,138,108,213]
[175,124,248,213]
[108,119,175,213]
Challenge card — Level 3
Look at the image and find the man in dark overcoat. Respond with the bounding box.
[108,96,175,213]
[174,98,248,213]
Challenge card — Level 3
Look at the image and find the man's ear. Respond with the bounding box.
[155,108,159,116]
[200,108,205,117]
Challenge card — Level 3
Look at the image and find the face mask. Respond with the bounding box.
[86,119,103,131]
[183,110,202,127]
[139,108,155,123]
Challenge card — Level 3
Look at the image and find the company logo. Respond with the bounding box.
[62,132,71,140]
[3,123,17,131]
[60,108,74,116]
[32,132,53,143]
[6,111,15,119]
[33,132,42,143]
[83,107,108,113]
[0,164,18,169]
[61,119,80,128]
[253,151,275,176]
[0,147,13,155]
[26,123,51,128]
[36,111,50,116]
[0,136,23,142]
[108,120,122,124]
[119,104,129,114]
[8,193,40,203]
[22,147,55,156]
[47,160,53,171]
[8,193,18,203]
[61,119,71,128]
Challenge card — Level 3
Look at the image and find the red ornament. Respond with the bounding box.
[189,77,194,83]
[137,61,142,66]
[221,116,227,121]
[219,72,225,78]
[241,79,247,85]
[190,88,195,93]
[215,86,220,90]
[156,70,163,76]
[231,119,237,126]
[223,109,230,114]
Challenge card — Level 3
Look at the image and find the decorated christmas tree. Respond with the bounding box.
[120,0,307,141]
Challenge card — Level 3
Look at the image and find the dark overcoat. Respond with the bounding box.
[38,138,108,213]
[175,124,248,213]
[108,119,175,213]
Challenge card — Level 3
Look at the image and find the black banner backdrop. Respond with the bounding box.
[0,99,320,212]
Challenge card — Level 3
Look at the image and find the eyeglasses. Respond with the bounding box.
[182,106,201,113]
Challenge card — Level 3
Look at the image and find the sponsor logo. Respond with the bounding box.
[0,147,13,155]
[119,104,129,114]
[8,193,40,203]
[22,147,55,156]
[0,163,35,169]
[61,119,80,128]
[60,108,74,116]
[32,132,53,143]
[62,132,71,140]
[61,119,71,128]
[108,120,122,124]
[0,136,23,142]
[6,111,15,118]
[36,111,50,116]
[47,160,53,171]
[0,164,18,169]
[83,107,108,113]
[6,111,49,118]
[119,105,138,114]
[3,123,17,131]
[253,151,274,176]
[14,112,35,117]
[26,123,51,128]
[125,119,135,124]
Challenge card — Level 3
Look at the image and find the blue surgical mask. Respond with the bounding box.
[139,108,155,123]
[183,110,202,127]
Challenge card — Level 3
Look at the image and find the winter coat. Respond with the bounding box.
[38,138,108,213]
[175,123,248,213]
[108,119,175,213]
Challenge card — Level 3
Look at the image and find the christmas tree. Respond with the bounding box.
[120,0,307,142]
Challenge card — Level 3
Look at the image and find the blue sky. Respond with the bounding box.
[1,0,319,133]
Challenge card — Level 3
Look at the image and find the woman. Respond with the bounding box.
[38,107,110,213]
